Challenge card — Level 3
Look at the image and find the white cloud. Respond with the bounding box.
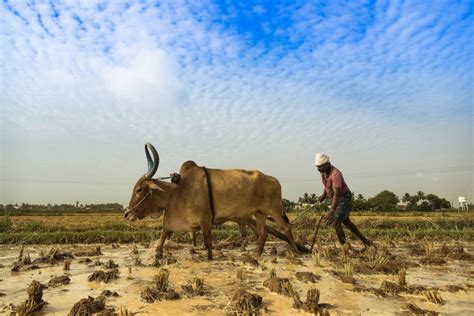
[103,46,187,109]
[1,0,472,204]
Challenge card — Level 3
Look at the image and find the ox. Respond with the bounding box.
[124,143,299,260]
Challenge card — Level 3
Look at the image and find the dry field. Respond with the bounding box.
[0,212,473,315]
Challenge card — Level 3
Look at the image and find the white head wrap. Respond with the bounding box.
[315,153,330,166]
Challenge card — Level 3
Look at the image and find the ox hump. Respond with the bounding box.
[180,161,198,173]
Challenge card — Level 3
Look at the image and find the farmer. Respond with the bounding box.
[315,153,373,247]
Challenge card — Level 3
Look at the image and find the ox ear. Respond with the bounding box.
[149,180,165,192]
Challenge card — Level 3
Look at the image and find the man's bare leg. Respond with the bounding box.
[333,219,346,245]
[342,218,373,247]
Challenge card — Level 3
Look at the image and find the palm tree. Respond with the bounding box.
[416,191,425,202]
[402,193,411,202]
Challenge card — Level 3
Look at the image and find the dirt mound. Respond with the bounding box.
[47,275,71,287]
[87,269,119,283]
[33,246,74,264]
[296,271,321,283]
[152,256,178,267]
[77,258,92,264]
[292,288,331,315]
[68,296,107,316]
[214,241,242,250]
[353,285,389,297]
[140,269,180,303]
[104,260,119,269]
[445,285,465,292]
[408,243,426,256]
[353,278,432,298]
[100,290,119,297]
[74,246,102,257]
[421,243,473,262]
[141,287,180,302]
[420,257,446,265]
[11,262,40,272]
[242,254,259,267]
[181,278,210,297]
[228,289,263,315]
[448,252,473,261]
[11,247,40,272]
[380,281,405,295]
[330,270,356,284]
[353,248,410,274]
[263,269,295,297]
[11,280,47,315]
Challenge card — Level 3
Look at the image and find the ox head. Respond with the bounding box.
[124,143,167,221]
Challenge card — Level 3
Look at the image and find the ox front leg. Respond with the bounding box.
[190,232,198,247]
[238,220,248,244]
[273,214,300,255]
[201,224,213,260]
[155,229,172,260]
[255,212,268,257]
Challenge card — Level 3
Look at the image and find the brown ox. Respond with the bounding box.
[124,143,299,260]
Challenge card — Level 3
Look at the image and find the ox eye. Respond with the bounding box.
[136,188,142,193]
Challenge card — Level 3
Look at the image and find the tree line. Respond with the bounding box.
[284,190,456,212]
[0,190,464,215]
[0,203,124,215]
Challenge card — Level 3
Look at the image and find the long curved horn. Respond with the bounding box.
[145,143,159,178]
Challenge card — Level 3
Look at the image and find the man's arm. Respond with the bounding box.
[318,190,327,203]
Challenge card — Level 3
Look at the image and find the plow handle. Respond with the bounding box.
[310,215,324,252]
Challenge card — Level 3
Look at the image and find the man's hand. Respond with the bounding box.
[324,210,335,224]
[318,195,325,203]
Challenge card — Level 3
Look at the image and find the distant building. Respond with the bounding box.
[396,202,408,210]
[458,197,468,211]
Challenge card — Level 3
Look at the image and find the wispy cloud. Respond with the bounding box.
[1,0,472,204]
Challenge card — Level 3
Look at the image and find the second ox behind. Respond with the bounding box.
[124,143,299,260]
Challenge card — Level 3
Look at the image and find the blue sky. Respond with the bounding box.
[1,0,473,206]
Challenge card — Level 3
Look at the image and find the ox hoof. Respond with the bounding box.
[155,252,163,260]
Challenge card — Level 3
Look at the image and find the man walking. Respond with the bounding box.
[315,153,373,247]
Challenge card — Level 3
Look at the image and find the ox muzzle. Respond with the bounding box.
[123,208,137,221]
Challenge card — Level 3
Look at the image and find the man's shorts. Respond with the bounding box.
[334,191,352,221]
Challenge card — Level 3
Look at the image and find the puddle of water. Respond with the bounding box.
[0,242,472,315]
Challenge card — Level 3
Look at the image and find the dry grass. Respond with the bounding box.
[312,251,321,266]
[63,259,72,270]
[422,290,444,304]
[398,268,406,287]
[343,262,353,277]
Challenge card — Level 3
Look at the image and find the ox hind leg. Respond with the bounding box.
[238,220,248,244]
[200,222,213,260]
[268,210,300,255]
[190,232,198,247]
[155,229,172,260]
[255,211,268,257]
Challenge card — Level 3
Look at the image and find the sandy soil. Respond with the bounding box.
[0,241,473,315]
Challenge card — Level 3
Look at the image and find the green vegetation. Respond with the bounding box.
[0,211,472,244]
[0,189,471,244]
[292,190,465,212]
[0,212,12,232]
